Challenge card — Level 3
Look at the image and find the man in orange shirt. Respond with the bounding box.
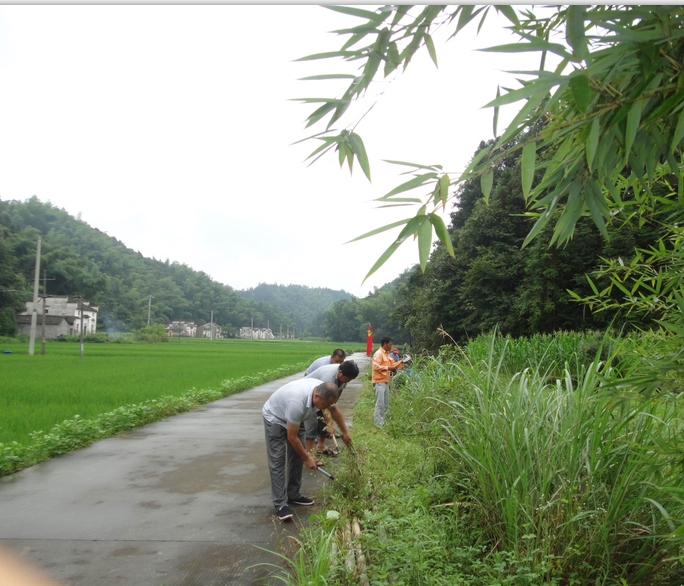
[372,336,403,426]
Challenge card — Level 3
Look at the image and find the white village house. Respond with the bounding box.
[197,322,222,338]
[16,296,98,339]
[165,321,222,338]
[166,321,197,338]
[238,327,275,340]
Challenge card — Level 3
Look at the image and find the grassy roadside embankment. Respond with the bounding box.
[289,332,684,585]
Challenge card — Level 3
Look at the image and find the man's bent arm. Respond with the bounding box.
[328,405,352,445]
[286,422,317,468]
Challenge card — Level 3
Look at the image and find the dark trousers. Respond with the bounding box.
[263,418,305,509]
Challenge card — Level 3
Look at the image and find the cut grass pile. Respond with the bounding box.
[0,339,343,445]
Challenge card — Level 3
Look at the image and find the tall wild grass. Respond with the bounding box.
[387,332,684,583]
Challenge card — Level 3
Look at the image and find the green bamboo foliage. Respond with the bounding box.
[298,5,684,280]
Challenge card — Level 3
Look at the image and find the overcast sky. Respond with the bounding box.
[0,5,540,297]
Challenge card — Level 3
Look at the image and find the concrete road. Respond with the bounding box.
[0,352,370,586]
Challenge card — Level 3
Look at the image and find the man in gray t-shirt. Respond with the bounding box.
[304,361,359,456]
[262,379,344,521]
[304,348,346,376]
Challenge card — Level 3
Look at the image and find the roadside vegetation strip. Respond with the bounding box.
[0,359,310,477]
[293,332,684,586]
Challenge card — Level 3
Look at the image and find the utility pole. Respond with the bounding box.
[79,296,85,358]
[210,309,214,340]
[280,323,282,338]
[39,271,54,356]
[41,270,47,356]
[28,235,41,356]
[147,295,153,326]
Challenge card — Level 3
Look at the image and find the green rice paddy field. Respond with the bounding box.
[0,339,346,445]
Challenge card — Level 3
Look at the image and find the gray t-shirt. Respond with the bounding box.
[305,363,347,395]
[262,378,322,429]
[305,355,332,376]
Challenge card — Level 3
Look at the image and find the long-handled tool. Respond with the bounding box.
[316,466,335,481]
[324,408,341,454]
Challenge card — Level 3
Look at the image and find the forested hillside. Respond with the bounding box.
[0,197,298,336]
[238,283,351,337]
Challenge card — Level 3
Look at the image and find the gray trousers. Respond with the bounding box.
[263,418,305,509]
[373,382,390,426]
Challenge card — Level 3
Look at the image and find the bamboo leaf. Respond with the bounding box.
[496,91,547,147]
[479,40,572,61]
[566,5,588,61]
[460,145,492,180]
[625,99,643,159]
[455,5,476,33]
[380,173,438,199]
[484,79,561,108]
[493,86,500,137]
[378,197,423,203]
[522,212,552,248]
[586,116,600,172]
[348,133,371,181]
[384,41,401,77]
[586,180,610,239]
[495,5,519,27]
[429,213,455,258]
[481,169,493,203]
[418,217,432,271]
[383,159,440,171]
[298,74,357,81]
[670,108,684,153]
[439,174,450,204]
[569,74,593,113]
[521,141,536,199]
[296,51,360,62]
[345,218,411,244]
[361,217,424,282]
[391,5,412,27]
[425,34,438,68]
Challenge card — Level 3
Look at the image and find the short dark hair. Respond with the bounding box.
[381,336,392,346]
[316,382,339,403]
[339,360,359,379]
[331,349,346,359]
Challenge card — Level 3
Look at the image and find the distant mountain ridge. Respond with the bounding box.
[238,283,352,337]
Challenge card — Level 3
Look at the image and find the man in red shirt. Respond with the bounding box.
[371,336,403,426]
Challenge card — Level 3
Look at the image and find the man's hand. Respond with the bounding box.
[304,455,319,470]
[341,431,352,446]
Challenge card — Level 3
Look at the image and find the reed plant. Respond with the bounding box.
[464,330,620,378]
[439,335,684,583]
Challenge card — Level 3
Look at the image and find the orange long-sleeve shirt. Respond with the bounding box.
[372,347,403,384]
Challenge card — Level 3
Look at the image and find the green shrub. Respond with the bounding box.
[0,334,28,344]
[133,324,170,344]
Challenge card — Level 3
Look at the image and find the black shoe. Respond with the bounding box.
[277,505,294,521]
[289,495,315,506]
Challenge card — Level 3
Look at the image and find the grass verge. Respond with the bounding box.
[292,333,684,585]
